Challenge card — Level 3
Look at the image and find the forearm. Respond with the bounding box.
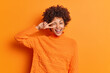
[14,25,39,39]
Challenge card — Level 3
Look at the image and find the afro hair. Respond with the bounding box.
[42,5,71,27]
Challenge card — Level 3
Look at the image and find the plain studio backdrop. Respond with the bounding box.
[0,0,110,73]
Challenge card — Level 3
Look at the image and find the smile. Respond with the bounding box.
[55,29,62,33]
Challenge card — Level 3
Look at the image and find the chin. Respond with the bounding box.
[55,34,61,36]
[54,32,62,36]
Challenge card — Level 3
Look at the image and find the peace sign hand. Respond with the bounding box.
[36,21,55,30]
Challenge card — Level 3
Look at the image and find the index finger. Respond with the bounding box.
[48,21,55,26]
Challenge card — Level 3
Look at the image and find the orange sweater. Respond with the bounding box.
[14,25,78,73]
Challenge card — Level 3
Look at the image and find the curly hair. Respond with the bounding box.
[42,5,71,27]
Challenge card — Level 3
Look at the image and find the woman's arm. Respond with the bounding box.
[14,24,39,49]
[14,21,54,49]
[68,41,79,73]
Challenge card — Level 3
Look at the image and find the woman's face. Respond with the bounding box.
[50,17,65,36]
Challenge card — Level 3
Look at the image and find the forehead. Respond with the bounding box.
[52,17,64,22]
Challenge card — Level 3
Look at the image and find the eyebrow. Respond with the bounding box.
[60,20,63,22]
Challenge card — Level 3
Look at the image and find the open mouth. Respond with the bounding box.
[55,29,62,34]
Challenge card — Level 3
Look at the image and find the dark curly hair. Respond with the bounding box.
[42,5,71,27]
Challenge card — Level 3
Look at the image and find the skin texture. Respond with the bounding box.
[37,17,65,36]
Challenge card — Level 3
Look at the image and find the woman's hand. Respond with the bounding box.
[36,21,55,30]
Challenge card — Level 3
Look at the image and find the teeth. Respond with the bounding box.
[56,29,62,30]
[57,30,60,31]
[55,29,61,32]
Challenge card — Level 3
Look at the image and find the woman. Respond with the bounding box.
[14,5,78,73]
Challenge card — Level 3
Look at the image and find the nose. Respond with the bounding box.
[56,24,60,29]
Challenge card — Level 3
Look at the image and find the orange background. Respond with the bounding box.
[0,0,110,73]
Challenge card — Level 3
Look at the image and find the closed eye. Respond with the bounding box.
[49,23,56,26]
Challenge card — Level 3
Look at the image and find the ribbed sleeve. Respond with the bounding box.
[14,25,39,49]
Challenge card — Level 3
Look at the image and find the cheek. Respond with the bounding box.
[60,25,64,28]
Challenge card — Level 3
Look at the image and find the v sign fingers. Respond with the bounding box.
[37,21,56,30]
[47,21,56,28]
[43,21,55,29]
